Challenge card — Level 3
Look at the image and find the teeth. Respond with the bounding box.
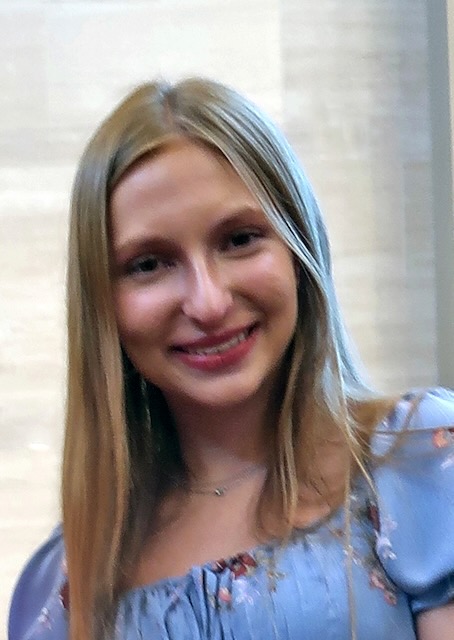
[185,329,249,356]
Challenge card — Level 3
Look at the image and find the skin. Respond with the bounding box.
[110,139,454,631]
[111,138,298,480]
[416,603,454,639]
[110,138,300,584]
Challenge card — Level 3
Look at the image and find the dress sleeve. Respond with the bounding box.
[371,387,454,615]
[8,525,67,640]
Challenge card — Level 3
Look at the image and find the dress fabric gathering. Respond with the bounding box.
[9,388,454,640]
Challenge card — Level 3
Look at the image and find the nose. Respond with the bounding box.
[181,258,233,326]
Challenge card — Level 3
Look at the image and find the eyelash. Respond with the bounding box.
[223,229,263,251]
[126,255,174,276]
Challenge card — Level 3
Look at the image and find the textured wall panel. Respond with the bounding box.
[281,0,436,391]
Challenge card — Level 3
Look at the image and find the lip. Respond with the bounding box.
[171,324,259,372]
[172,324,257,351]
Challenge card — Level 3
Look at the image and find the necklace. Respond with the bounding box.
[187,463,266,497]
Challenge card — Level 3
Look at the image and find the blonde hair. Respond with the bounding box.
[63,78,390,639]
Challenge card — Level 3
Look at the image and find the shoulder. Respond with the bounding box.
[371,386,454,455]
[400,386,453,421]
[370,386,454,490]
[383,386,454,430]
[9,525,67,640]
[369,388,454,613]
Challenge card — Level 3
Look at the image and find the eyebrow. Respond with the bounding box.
[112,204,266,261]
[112,236,172,264]
[213,205,265,229]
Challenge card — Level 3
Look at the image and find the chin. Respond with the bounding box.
[167,376,273,412]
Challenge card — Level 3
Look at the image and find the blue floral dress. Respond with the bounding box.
[9,388,454,640]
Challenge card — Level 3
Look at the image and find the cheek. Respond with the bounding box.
[247,253,298,311]
[113,287,172,345]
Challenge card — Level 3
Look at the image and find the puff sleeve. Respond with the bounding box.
[371,387,454,614]
[8,525,67,640]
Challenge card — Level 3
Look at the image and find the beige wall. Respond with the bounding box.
[435,0,454,389]
[449,0,454,173]
[0,0,448,634]
[282,1,437,391]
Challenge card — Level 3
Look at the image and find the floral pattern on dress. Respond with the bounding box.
[11,389,454,640]
[202,481,404,613]
[432,427,454,469]
[201,408,454,611]
[37,608,53,631]
[35,584,67,633]
[347,490,399,606]
[210,552,258,578]
[32,558,69,634]
[50,486,404,621]
[205,546,286,609]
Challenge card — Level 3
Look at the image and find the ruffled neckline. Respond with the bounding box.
[120,493,349,600]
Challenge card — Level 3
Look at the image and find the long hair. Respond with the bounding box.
[63,78,391,639]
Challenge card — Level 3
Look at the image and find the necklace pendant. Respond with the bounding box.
[214,487,226,496]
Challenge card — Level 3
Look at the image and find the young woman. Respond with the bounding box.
[9,78,454,640]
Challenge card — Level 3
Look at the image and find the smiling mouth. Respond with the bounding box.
[174,325,256,356]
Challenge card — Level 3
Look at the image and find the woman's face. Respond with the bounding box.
[110,139,298,412]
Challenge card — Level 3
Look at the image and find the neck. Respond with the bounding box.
[165,394,274,485]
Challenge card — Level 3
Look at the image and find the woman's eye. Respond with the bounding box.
[226,230,261,249]
[129,256,159,274]
[127,255,172,276]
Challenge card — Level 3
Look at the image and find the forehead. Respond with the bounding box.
[111,140,258,218]
[109,140,268,253]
